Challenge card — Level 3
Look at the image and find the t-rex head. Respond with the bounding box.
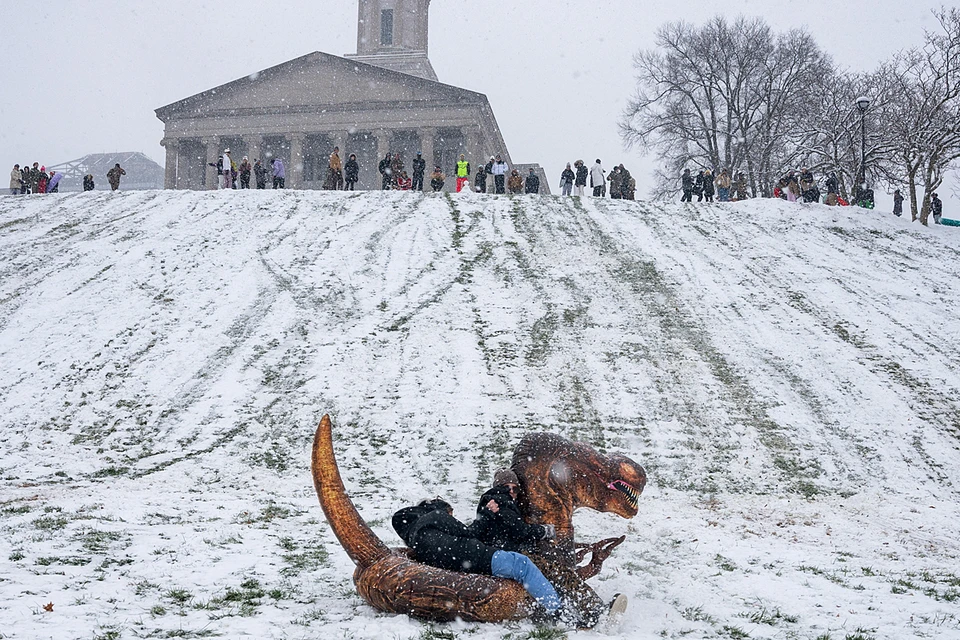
[511,433,646,545]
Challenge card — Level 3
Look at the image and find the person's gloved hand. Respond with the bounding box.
[541,524,556,540]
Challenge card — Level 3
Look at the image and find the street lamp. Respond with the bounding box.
[855,96,871,196]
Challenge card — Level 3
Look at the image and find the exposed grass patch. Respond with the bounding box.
[36,555,92,566]
[715,554,737,572]
[418,628,458,640]
[76,528,125,553]
[33,514,68,530]
[739,606,799,625]
[1,504,31,515]
[681,605,717,624]
[281,547,330,577]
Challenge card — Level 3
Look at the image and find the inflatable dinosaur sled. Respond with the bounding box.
[311,415,646,623]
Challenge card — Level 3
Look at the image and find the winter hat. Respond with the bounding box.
[493,468,519,487]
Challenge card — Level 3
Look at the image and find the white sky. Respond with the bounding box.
[2,0,956,210]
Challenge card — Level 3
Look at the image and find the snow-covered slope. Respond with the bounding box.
[1,190,959,640]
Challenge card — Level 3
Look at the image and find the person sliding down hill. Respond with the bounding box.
[393,499,563,615]
[469,468,553,553]
[467,469,629,629]
[393,498,622,628]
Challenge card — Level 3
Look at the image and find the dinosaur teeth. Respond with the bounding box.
[611,480,639,508]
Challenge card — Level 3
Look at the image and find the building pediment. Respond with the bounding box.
[156,52,485,122]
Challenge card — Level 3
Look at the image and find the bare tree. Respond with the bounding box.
[621,16,834,199]
[798,68,900,200]
[886,8,960,224]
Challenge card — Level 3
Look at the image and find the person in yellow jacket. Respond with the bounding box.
[455,154,471,192]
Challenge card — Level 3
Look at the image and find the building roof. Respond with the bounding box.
[155,51,490,122]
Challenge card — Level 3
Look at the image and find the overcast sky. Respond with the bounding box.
[2,0,956,208]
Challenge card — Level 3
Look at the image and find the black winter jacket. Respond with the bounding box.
[394,502,496,574]
[702,174,715,196]
[467,485,546,553]
[576,165,588,186]
[825,175,839,195]
[561,168,575,186]
[931,197,943,216]
[412,157,426,177]
[525,174,541,194]
[682,173,694,191]
[345,159,360,182]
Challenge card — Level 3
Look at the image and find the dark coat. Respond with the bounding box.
[525,173,541,194]
[575,165,588,186]
[702,173,715,196]
[561,168,575,186]
[931,196,943,216]
[394,502,495,574]
[412,157,426,177]
[682,173,694,191]
[107,166,125,187]
[345,159,360,182]
[825,175,839,195]
[467,485,546,553]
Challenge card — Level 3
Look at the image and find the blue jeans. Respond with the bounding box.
[490,550,561,613]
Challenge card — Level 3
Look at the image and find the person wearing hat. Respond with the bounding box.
[412,151,426,191]
[475,163,488,194]
[574,160,588,197]
[468,468,554,553]
[344,154,360,191]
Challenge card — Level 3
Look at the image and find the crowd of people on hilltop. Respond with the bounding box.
[678,165,947,222]
[209,149,283,190]
[203,144,645,200]
[680,168,749,203]
[9,162,126,194]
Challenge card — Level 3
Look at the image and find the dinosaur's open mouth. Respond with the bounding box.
[609,480,639,509]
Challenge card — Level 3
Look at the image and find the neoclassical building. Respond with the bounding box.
[156,0,548,193]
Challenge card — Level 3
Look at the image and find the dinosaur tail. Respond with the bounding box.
[311,415,390,568]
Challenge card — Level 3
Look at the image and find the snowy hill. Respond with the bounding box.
[1,190,959,640]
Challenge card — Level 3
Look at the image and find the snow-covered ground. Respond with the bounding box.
[1,189,959,640]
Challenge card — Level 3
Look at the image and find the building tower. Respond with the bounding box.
[346,0,438,81]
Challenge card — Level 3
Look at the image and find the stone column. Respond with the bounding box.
[244,135,263,165]
[203,138,220,190]
[332,131,348,157]
[375,129,391,163]
[464,126,481,174]
[161,138,178,190]
[419,127,435,171]
[289,134,305,189]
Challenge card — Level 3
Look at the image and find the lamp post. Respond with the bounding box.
[855,96,871,193]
